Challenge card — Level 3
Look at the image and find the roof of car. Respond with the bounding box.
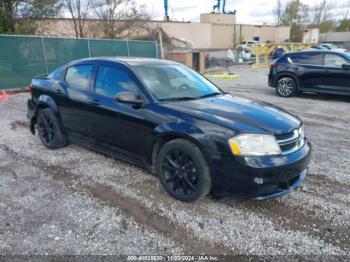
[285,50,347,56]
[69,57,178,67]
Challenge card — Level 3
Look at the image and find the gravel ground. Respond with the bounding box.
[0,65,349,258]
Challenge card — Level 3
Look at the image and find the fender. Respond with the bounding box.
[29,95,64,135]
[145,119,221,169]
[38,95,59,113]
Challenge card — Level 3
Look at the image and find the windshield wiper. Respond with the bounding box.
[159,97,196,102]
[197,92,223,99]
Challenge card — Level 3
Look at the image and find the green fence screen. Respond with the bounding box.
[0,35,159,89]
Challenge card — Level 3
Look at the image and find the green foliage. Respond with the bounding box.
[0,0,62,34]
[275,0,345,40]
[318,20,336,33]
[15,19,37,34]
[25,0,63,18]
[336,19,350,32]
[0,14,6,33]
[290,24,303,42]
[279,0,310,42]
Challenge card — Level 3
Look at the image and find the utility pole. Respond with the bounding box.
[164,0,169,21]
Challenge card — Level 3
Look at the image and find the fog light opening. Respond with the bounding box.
[254,177,264,185]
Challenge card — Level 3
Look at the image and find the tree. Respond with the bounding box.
[17,0,63,34]
[312,0,333,25]
[335,1,350,32]
[273,0,283,25]
[310,0,335,33]
[64,0,92,38]
[0,0,62,33]
[336,19,350,32]
[91,0,150,39]
[0,0,18,32]
[280,0,310,42]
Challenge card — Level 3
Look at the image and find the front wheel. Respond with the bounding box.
[276,77,297,97]
[156,139,211,202]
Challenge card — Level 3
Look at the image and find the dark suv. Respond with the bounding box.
[268,51,350,97]
[28,58,311,202]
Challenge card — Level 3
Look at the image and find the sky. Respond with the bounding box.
[138,0,350,25]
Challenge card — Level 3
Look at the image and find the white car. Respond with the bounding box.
[320,43,348,53]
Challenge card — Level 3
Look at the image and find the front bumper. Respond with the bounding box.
[211,141,311,200]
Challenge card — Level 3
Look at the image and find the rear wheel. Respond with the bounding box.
[37,108,67,149]
[156,139,211,202]
[276,77,297,97]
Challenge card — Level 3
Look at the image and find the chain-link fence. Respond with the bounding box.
[0,35,159,90]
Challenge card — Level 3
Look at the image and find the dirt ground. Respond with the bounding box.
[0,65,349,258]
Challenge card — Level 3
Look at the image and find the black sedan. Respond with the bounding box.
[28,58,311,202]
[269,51,350,97]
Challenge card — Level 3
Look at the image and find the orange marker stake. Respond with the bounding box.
[1,90,9,103]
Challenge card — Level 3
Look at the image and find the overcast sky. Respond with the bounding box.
[138,0,350,25]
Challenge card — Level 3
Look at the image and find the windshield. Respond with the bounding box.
[134,64,222,101]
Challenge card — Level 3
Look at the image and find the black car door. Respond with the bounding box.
[289,52,325,89]
[86,63,153,158]
[57,64,96,137]
[322,53,350,93]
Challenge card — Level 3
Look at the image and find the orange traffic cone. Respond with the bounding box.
[1,90,9,103]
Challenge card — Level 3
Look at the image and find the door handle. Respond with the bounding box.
[87,99,101,106]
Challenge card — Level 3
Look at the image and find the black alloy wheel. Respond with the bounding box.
[157,139,211,202]
[38,113,55,145]
[37,108,67,149]
[162,149,198,195]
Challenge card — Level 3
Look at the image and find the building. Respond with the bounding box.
[303,28,319,43]
[35,13,291,50]
[320,32,350,48]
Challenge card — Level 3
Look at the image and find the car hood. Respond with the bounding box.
[165,94,301,134]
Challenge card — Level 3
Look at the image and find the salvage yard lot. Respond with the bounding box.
[0,65,350,256]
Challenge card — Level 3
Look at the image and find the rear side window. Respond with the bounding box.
[290,53,323,65]
[47,66,63,79]
[95,65,138,98]
[324,54,348,68]
[65,65,93,89]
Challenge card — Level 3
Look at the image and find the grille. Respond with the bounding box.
[275,126,305,155]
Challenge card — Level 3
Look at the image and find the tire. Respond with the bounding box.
[156,139,211,202]
[37,108,67,150]
[276,77,297,97]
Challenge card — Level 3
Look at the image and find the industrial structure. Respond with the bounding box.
[35,16,290,50]
[31,1,291,72]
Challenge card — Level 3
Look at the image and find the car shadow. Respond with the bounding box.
[298,92,350,103]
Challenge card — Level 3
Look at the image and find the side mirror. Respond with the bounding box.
[342,63,350,70]
[116,92,144,106]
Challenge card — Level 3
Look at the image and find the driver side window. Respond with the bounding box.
[95,65,138,98]
[324,54,348,68]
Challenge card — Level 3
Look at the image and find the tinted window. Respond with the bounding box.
[95,66,138,98]
[48,66,63,79]
[324,54,348,67]
[65,65,93,89]
[290,53,322,65]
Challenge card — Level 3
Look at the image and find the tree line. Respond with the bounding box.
[0,0,151,38]
[274,0,350,42]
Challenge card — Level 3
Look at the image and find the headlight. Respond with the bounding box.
[298,125,304,137]
[228,134,281,156]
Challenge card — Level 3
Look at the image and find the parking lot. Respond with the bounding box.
[0,65,349,256]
